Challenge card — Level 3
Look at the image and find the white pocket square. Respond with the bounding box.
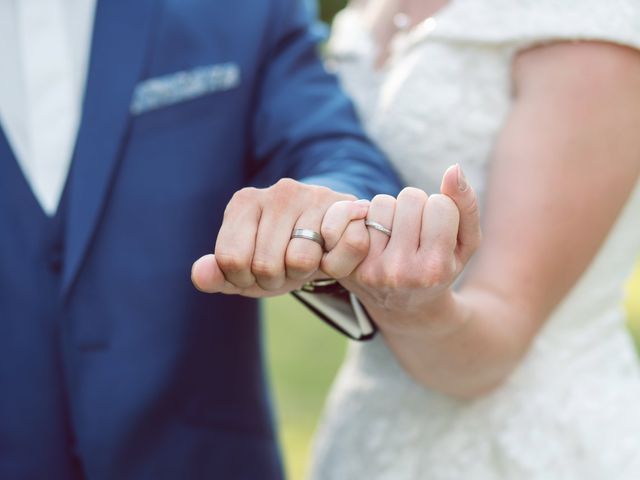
[130,63,241,115]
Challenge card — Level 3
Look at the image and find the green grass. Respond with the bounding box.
[264,296,346,480]
[265,260,640,480]
[625,260,640,350]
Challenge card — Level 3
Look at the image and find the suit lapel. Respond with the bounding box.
[62,0,158,295]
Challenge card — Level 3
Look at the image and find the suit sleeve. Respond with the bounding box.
[248,0,400,341]
[248,0,403,199]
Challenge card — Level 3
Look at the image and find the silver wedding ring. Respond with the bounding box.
[365,220,392,237]
[291,228,325,249]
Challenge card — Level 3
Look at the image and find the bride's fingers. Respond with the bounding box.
[320,200,371,279]
[386,187,428,254]
[419,194,460,276]
[365,194,396,257]
[440,164,482,263]
[320,200,370,252]
[321,220,370,279]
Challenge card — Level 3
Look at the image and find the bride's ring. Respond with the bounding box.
[291,228,325,249]
[364,220,392,237]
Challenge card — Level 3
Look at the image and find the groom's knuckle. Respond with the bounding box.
[271,193,293,212]
[216,250,249,274]
[273,178,301,199]
[286,250,318,274]
[251,257,281,280]
[268,178,302,210]
[225,189,255,218]
[274,177,298,191]
[230,187,258,206]
[310,184,332,202]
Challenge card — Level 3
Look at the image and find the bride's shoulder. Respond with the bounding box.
[432,0,640,50]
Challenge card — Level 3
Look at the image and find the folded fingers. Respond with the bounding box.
[365,194,396,257]
[419,193,460,282]
[320,200,370,279]
[214,188,261,288]
[386,187,428,255]
[285,206,327,281]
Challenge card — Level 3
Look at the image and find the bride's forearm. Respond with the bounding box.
[370,287,537,399]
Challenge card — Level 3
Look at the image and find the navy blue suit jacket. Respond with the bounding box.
[0,0,401,478]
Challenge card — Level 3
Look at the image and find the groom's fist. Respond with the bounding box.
[192,178,356,297]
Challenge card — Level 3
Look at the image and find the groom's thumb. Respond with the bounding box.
[440,164,482,263]
[192,254,227,293]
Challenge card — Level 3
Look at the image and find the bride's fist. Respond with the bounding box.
[333,165,482,336]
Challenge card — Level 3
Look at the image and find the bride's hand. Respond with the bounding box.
[322,165,482,337]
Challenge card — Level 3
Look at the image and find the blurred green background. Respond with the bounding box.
[264,2,640,479]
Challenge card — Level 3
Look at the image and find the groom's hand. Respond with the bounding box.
[191,178,368,298]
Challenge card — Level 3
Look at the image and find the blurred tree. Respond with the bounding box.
[318,0,347,23]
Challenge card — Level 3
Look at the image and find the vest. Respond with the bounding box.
[0,129,85,478]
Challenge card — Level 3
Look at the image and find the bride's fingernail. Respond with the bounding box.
[457,164,469,192]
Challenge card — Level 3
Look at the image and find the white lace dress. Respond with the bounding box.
[310,1,640,479]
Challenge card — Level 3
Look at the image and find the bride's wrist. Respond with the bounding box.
[367,290,470,340]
